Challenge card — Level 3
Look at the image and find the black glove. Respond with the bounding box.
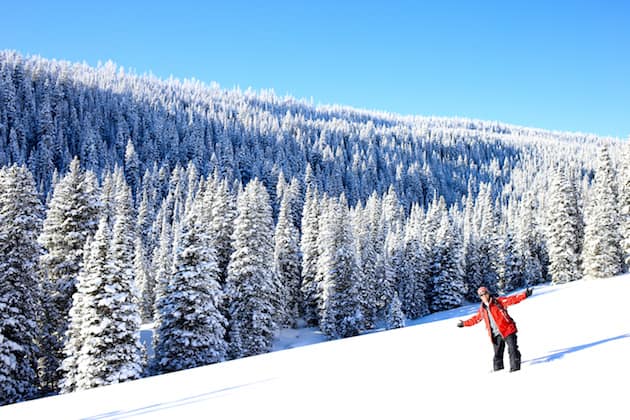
[525,288,533,297]
[457,320,464,328]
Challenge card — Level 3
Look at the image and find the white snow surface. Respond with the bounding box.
[2,275,629,419]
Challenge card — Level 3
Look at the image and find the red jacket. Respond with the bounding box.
[462,292,527,341]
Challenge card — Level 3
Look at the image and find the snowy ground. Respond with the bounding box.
[2,275,629,419]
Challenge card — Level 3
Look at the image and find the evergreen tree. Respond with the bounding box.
[473,185,500,294]
[319,195,363,339]
[381,227,404,327]
[300,185,321,326]
[500,226,526,292]
[398,204,429,319]
[385,292,405,330]
[547,167,581,284]
[517,192,544,285]
[226,179,277,358]
[582,146,623,278]
[124,139,141,200]
[38,157,100,392]
[151,196,175,324]
[273,191,302,328]
[134,235,154,322]
[208,178,237,285]
[153,195,227,373]
[429,210,465,311]
[60,215,143,392]
[354,192,382,328]
[61,188,144,392]
[102,175,145,382]
[0,165,44,405]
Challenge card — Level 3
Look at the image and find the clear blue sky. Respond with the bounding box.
[3,0,629,138]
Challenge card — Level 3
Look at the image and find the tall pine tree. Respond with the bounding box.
[318,195,363,338]
[61,205,144,392]
[300,184,321,326]
[0,165,44,405]
[153,194,228,373]
[226,179,277,358]
[273,191,302,328]
[582,146,623,278]
[38,157,100,392]
[547,167,581,284]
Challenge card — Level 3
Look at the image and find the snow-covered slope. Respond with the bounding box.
[2,275,629,419]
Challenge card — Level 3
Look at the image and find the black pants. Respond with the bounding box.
[492,333,521,372]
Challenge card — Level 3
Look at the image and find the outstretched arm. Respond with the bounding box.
[499,288,532,307]
[458,308,482,328]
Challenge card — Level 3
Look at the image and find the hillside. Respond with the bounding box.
[0,51,628,410]
[0,50,617,207]
[2,275,628,419]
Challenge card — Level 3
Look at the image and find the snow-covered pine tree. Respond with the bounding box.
[0,165,44,405]
[300,183,321,326]
[57,237,92,394]
[473,184,500,295]
[287,177,304,231]
[124,139,141,200]
[226,179,277,358]
[38,157,100,392]
[99,171,116,226]
[61,189,144,392]
[153,193,228,373]
[101,172,145,383]
[151,196,175,324]
[500,224,526,292]
[582,145,623,278]
[60,217,110,392]
[461,189,481,300]
[384,228,405,329]
[385,292,405,330]
[547,167,581,284]
[373,189,404,323]
[273,190,302,328]
[318,195,363,339]
[517,192,545,285]
[134,234,153,322]
[362,192,387,327]
[209,177,237,285]
[429,207,465,311]
[398,204,429,319]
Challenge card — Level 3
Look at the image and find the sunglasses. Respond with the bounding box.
[478,292,489,297]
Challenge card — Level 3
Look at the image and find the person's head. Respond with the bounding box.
[477,286,491,303]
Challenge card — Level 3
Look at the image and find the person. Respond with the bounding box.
[457,286,533,372]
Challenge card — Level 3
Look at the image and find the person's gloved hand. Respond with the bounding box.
[525,288,533,297]
[457,320,464,328]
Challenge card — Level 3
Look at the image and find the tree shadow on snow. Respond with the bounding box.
[525,334,630,365]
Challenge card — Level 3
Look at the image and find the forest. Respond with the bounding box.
[0,50,629,405]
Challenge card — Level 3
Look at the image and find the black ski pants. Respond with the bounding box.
[492,333,521,372]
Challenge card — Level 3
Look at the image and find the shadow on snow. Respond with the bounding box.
[525,334,630,365]
[81,377,277,420]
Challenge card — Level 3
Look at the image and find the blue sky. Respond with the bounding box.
[3,0,629,138]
